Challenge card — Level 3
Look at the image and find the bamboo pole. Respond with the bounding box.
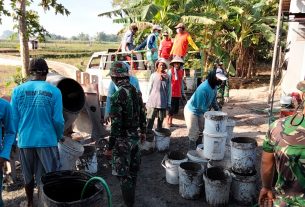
[268,0,283,103]
[268,0,284,125]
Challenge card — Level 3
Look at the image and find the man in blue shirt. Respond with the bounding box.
[11,58,64,207]
[0,97,15,207]
[184,69,227,149]
[146,25,162,72]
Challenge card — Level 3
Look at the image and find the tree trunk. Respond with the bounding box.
[18,0,30,78]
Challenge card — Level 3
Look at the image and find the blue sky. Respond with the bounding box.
[0,0,123,37]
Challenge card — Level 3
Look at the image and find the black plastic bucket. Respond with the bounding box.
[39,170,103,207]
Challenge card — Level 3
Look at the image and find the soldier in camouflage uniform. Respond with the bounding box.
[104,61,146,207]
[216,62,229,108]
[259,80,305,207]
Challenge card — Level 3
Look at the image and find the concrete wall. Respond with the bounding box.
[282,0,305,95]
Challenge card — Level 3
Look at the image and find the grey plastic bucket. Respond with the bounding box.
[204,111,228,134]
[187,150,208,170]
[203,131,227,160]
[203,167,232,206]
[226,119,236,145]
[178,162,203,200]
[154,128,171,152]
[231,137,257,174]
[231,170,257,206]
[161,151,188,185]
[39,170,103,207]
[58,137,84,170]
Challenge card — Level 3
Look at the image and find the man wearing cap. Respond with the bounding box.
[146,25,162,72]
[166,56,185,127]
[259,80,305,207]
[146,58,171,132]
[184,69,227,149]
[11,58,64,207]
[104,62,141,124]
[119,23,139,70]
[215,62,229,108]
[170,23,199,59]
[104,61,146,207]
[0,97,15,207]
[159,31,173,62]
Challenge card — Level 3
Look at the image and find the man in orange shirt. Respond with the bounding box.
[158,31,173,62]
[170,23,199,58]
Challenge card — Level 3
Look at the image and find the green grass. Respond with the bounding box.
[0,40,119,70]
[0,65,19,96]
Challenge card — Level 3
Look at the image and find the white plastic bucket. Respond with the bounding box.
[196,144,205,159]
[226,119,236,145]
[203,131,227,160]
[231,171,257,206]
[140,133,155,154]
[187,150,208,170]
[203,167,232,206]
[161,151,188,185]
[207,159,232,170]
[76,145,97,174]
[154,128,171,152]
[204,111,228,134]
[231,137,257,174]
[185,77,195,91]
[179,162,203,200]
[58,137,84,170]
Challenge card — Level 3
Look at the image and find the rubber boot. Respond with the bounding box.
[189,140,197,150]
[157,117,163,130]
[147,119,154,132]
[121,185,135,207]
[120,176,136,207]
[25,179,34,207]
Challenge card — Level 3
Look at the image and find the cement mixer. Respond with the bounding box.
[46,73,85,131]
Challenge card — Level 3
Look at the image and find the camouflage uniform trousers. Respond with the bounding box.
[274,195,305,207]
[111,135,140,202]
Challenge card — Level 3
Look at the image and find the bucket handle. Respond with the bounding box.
[161,154,168,169]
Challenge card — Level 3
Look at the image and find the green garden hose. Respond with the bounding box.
[81,177,112,207]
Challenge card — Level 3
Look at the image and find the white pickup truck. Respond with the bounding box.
[86,50,153,103]
[85,50,199,103]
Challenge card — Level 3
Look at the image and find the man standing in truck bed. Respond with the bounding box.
[170,23,199,59]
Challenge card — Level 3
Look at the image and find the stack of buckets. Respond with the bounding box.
[230,136,257,206]
[203,111,232,206]
[161,111,258,206]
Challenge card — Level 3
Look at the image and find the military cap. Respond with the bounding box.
[108,61,129,77]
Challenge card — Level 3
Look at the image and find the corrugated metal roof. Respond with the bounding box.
[282,0,291,12]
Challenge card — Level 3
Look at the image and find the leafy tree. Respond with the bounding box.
[105,0,278,78]
[0,0,70,78]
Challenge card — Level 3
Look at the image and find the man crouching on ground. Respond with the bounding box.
[104,61,146,207]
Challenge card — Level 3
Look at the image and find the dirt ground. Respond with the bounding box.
[2,84,281,207]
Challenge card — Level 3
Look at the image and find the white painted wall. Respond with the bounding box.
[282,0,305,95]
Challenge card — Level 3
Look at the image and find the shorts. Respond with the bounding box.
[19,147,60,185]
[168,97,180,116]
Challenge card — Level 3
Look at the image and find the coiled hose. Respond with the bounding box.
[81,177,112,207]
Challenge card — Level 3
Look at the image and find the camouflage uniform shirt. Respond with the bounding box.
[263,115,305,206]
[109,79,146,177]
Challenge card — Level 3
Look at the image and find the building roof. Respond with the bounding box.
[282,0,291,12]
